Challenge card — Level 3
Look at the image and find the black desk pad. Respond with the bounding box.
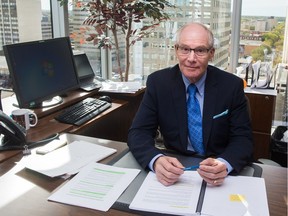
[109,150,262,215]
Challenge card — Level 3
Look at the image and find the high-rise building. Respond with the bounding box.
[0,0,19,48]
[68,2,102,75]
[132,0,232,76]
[41,11,52,40]
[68,0,232,78]
[266,16,277,31]
[0,0,42,48]
[255,19,267,32]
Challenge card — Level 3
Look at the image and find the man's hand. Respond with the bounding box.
[154,156,184,186]
[197,158,228,186]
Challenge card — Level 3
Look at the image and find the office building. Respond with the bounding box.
[266,16,277,31]
[68,0,231,78]
[0,0,42,46]
[255,19,267,32]
[41,11,52,40]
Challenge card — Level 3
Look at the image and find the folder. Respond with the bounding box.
[111,150,265,215]
[129,171,269,216]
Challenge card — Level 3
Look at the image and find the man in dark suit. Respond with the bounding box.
[128,22,253,186]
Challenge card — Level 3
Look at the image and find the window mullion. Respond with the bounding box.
[51,0,69,37]
[229,0,242,74]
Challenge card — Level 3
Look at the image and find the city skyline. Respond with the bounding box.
[42,1,288,17]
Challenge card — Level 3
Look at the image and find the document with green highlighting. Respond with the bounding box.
[129,171,269,216]
[48,162,140,211]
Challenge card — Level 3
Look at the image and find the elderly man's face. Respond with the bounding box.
[175,24,215,83]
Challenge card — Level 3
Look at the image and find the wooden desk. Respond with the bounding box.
[2,88,144,144]
[86,88,145,142]
[0,134,137,216]
[0,90,128,163]
[26,99,127,143]
[258,163,288,216]
[0,134,287,216]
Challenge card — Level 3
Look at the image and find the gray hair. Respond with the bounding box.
[175,22,214,48]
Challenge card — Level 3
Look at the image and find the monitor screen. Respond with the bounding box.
[3,37,80,108]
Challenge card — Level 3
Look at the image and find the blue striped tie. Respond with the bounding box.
[187,84,205,155]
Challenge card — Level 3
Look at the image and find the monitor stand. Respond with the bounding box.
[13,96,63,109]
[40,96,63,108]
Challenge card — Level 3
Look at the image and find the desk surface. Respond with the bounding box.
[0,134,287,216]
[1,91,128,143]
[0,92,128,163]
[0,134,137,216]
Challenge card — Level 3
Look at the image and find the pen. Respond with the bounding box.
[182,165,200,171]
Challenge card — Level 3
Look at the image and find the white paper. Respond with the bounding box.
[202,175,270,216]
[129,171,203,215]
[25,140,117,177]
[48,162,140,212]
[130,172,269,216]
[99,81,143,93]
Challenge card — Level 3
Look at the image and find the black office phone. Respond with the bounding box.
[0,110,27,150]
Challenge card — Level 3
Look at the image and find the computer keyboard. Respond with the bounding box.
[55,97,111,126]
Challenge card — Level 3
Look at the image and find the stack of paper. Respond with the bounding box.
[48,162,140,211]
[99,81,143,93]
[130,171,270,216]
[25,140,117,177]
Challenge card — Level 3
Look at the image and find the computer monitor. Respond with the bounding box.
[3,37,80,108]
[73,52,95,82]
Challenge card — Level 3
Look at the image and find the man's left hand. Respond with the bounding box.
[197,158,228,186]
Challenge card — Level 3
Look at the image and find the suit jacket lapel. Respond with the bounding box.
[202,67,218,148]
[170,65,188,150]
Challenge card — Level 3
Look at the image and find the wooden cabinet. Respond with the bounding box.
[245,88,277,160]
[78,89,145,142]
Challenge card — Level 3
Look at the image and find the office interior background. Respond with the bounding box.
[0,0,287,153]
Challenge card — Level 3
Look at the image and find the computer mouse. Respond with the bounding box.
[98,95,112,103]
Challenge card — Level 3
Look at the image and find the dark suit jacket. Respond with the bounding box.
[127,64,253,173]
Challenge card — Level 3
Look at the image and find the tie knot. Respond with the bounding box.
[188,84,197,96]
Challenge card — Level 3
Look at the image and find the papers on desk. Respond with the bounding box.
[25,140,117,177]
[48,162,140,212]
[99,81,143,93]
[130,171,269,216]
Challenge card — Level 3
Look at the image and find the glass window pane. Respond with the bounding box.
[67,0,102,77]
[240,0,287,125]
[130,0,232,82]
[66,1,233,82]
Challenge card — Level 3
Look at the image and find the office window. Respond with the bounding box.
[0,0,286,126]
[240,0,287,126]
[63,0,232,81]
[66,0,102,77]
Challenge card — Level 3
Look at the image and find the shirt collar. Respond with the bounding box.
[182,72,206,96]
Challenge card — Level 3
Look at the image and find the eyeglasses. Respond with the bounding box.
[176,45,211,56]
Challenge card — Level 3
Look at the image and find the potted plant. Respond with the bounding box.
[58,0,176,81]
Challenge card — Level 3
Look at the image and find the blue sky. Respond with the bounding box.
[241,0,287,17]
